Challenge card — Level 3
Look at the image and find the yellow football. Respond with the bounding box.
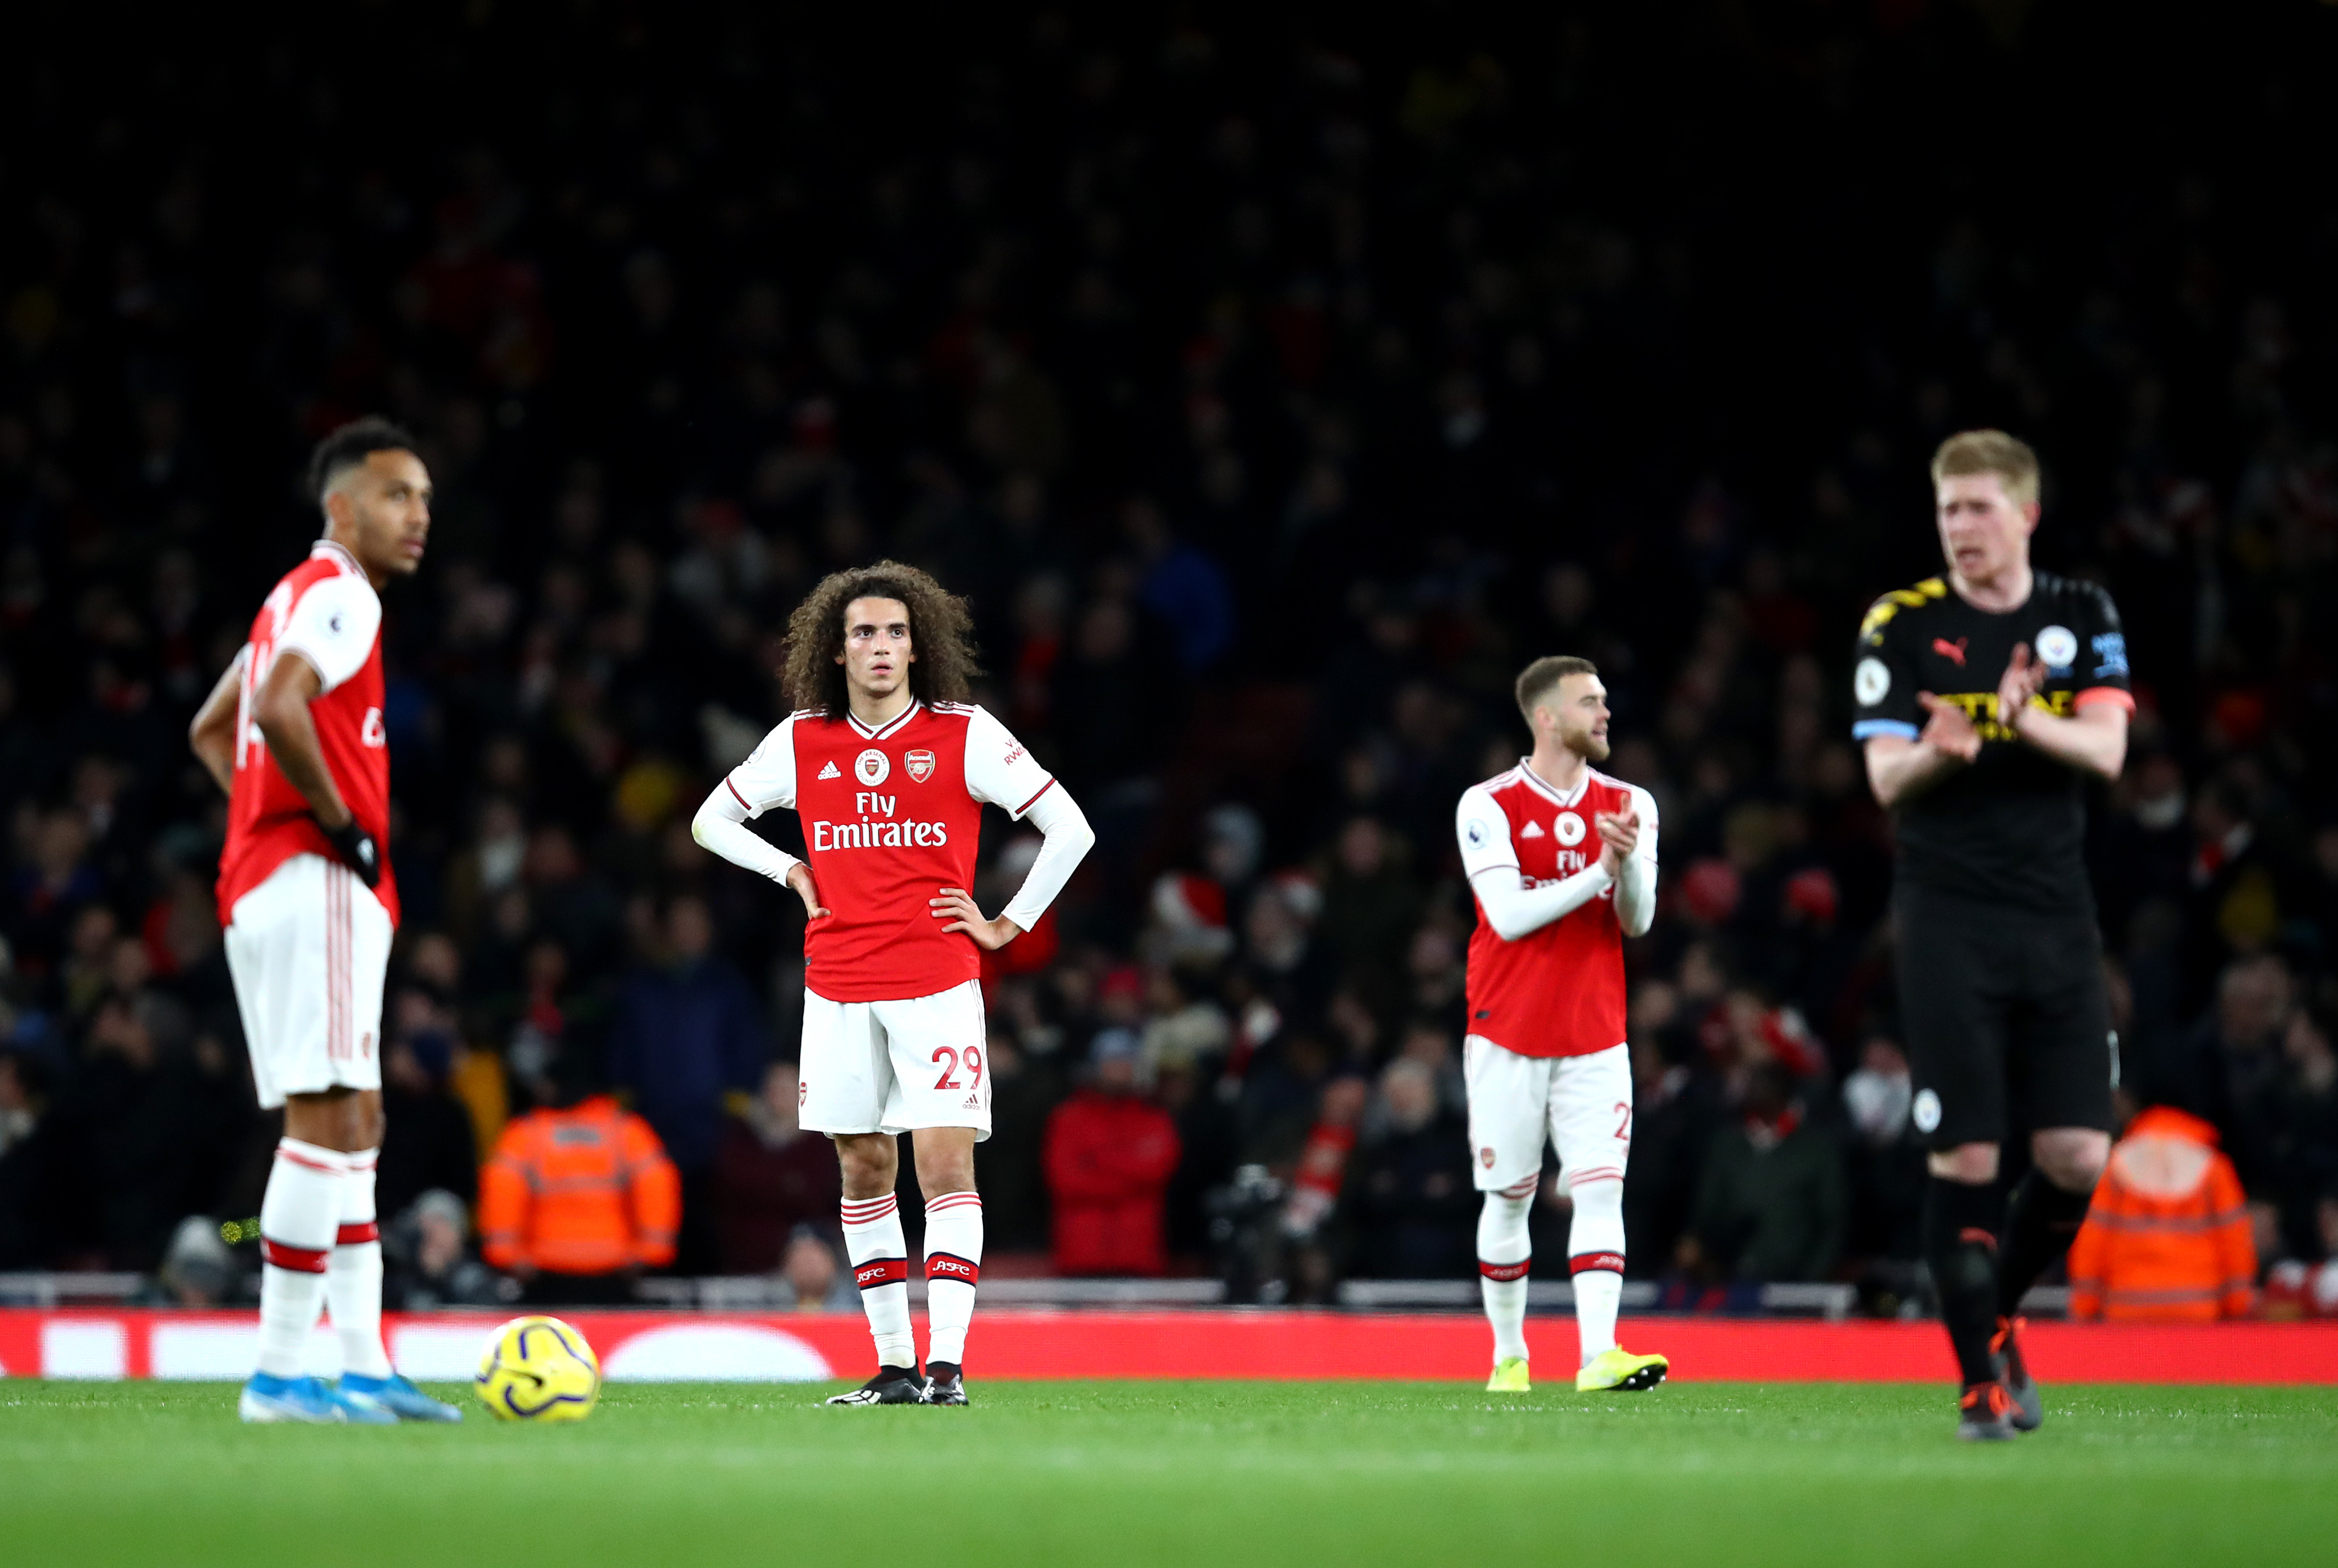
[474,1315,601,1422]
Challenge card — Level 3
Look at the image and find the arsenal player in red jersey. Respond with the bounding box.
[188,418,457,1424]
[692,562,1094,1405]
[1455,655,1670,1395]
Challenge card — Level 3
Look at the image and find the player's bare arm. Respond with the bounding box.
[2010,702,2126,781]
[1998,642,2126,781]
[188,652,243,796]
[253,653,356,830]
[252,643,384,888]
[1863,698,1978,808]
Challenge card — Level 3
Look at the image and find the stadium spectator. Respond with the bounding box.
[2261,1188,2338,1320]
[479,1051,681,1304]
[1618,988,1726,1276]
[2163,955,2295,1188]
[2255,1009,2338,1259]
[604,896,768,1272]
[1839,1037,1927,1267]
[154,1214,239,1308]
[375,1026,481,1227]
[1313,816,1421,1005]
[0,1049,62,1267]
[975,1031,1066,1255]
[1043,1031,1182,1276]
[383,1188,508,1311]
[1678,1065,1846,1286]
[712,1060,841,1274]
[780,1224,858,1312]
[2067,1107,2258,1322]
[50,1005,243,1271]
[1341,1059,1473,1279]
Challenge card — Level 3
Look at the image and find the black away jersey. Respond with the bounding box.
[1850,571,2133,912]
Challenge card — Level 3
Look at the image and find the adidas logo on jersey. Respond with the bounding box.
[817,761,841,780]
[1519,820,1545,838]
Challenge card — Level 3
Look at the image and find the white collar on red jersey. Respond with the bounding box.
[846,700,922,741]
[1515,757,1592,809]
[310,539,364,576]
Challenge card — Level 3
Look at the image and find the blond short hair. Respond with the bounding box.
[1931,429,2041,508]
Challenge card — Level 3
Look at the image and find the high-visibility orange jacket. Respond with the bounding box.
[479,1095,681,1275]
[2067,1106,2256,1322]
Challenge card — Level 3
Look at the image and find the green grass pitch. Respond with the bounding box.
[2,1380,2333,1567]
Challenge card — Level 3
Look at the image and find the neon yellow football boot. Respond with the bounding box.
[1485,1357,1531,1393]
[1575,1347,1668,1393]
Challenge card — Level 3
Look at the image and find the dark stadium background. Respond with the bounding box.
[2,2,2333,1311]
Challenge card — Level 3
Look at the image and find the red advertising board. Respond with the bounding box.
[3,1309,2335,1384]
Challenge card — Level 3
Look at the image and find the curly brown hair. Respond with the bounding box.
[780,559,982,719]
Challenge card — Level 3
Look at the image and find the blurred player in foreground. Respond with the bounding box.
[693,562,1093,1405]
[1853,430,2130,1440]
[190,418,458,1423]
[1456,656,1667,1394]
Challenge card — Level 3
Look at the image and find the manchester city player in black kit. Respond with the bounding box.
[1853,430,2133,1441]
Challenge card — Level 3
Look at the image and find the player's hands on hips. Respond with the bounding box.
[931,887,1022,949]
[785,863,831,921]
[1916,692,1982,763]
[317,813,382,888]
[1594,807,1639,877]
[1995,640,2048,733]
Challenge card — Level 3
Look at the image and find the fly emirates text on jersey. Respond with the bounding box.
[811,792,956,851]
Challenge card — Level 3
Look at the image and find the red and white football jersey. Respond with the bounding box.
[724,700,1055,1003]
[1456,762,1658,1059]
[217,541,397,925]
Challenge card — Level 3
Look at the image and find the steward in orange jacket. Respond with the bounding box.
[2067,1106,2256,1321]
[481,1091,682,1295]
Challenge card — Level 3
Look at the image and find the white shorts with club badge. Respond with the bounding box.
[1462,1037,1633,1194]
[799,978,993,1140]
[224,853,390,1110]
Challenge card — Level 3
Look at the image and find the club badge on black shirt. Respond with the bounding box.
[1851,572,2134,912]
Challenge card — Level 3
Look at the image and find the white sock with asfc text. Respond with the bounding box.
[1568,1174,1628,1365]
[326,1147,393,1380]
[256,1138,346,1378]
[841,1194,916,1369]
[922,1191,983,1369]
[1477,1182,1535,1366]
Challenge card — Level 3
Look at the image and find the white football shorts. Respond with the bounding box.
[223,853,390,1110]
[1462,1037,1632,1194]
[799,978,993,1140]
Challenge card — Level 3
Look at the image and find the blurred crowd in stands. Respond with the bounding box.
[2,6,2335,1319]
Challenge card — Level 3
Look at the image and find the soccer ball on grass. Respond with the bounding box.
[475,1315,601,1422]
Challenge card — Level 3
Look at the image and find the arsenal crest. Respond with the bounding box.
[905,748,936,783]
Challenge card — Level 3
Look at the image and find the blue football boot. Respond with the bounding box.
[339,1371,465,1422]
[239,1372,397,1424]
